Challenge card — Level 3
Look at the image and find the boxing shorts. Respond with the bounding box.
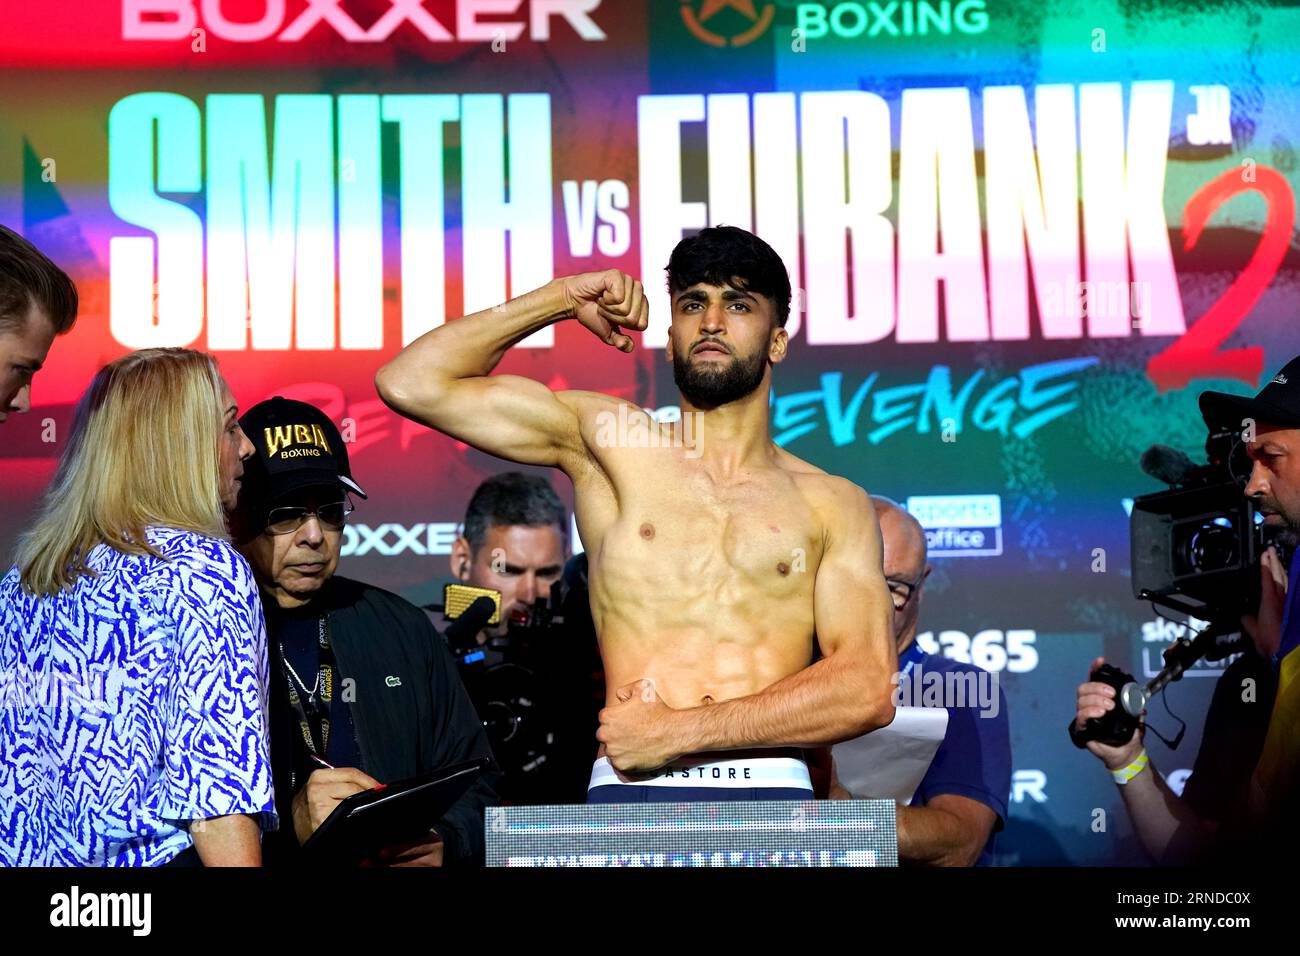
[586,747,814,803]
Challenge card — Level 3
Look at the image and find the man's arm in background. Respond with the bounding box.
[896,796,997,867]
[828,669,1010,866]
[826,727,1005,868]
[1075,659,1217,864]
[828,757,996,865]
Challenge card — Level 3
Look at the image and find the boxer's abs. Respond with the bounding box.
[584,514,822,711]
[574,439,836,712]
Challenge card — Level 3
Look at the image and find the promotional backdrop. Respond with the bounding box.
[2,0,1299,864]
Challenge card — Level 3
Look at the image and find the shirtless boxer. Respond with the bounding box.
[376,225,897,802]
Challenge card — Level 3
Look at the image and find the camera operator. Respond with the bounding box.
[445,472,602,804]
[230,397,500,866]
[449,472,569,659]
[1073,356,1300,863]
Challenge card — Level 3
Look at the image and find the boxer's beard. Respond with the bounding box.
[672,344,767,409]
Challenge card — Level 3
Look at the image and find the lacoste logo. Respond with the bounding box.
[385,675,402,687]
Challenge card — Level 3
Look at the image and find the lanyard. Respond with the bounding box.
[281,614,335,789]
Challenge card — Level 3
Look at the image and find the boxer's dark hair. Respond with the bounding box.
[0,225,78,336]
[462,471,567,555]
[666,225,791,328]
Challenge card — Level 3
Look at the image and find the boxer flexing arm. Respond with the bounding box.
[599,482,898,767]
[377,271,896,770]
[374,271,645,475]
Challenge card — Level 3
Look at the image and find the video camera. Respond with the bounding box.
[1130,427,1288,618]
[429,566,602,801]
[432,582,568,782]
[1071,421,1293,751]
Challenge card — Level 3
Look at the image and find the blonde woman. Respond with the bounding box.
[0,348,277,866]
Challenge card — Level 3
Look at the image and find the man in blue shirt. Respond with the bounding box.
[828,496,1012,866]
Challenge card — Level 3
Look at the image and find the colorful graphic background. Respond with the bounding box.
[3,1,1299,864]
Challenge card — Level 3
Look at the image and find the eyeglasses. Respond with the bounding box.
[885,573,925,611]
[265,499,354,536]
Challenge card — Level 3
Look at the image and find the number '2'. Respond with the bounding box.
[1146,165,1295,393]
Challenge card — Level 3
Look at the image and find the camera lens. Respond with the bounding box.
[1179,521,1238,573]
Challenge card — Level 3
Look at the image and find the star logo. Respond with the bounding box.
[680,0,776,48]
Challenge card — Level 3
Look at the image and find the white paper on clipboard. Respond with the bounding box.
[831,706,949,804]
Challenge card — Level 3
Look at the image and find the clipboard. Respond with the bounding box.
[300,758,490,863]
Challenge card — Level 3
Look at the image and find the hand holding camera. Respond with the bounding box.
[1071,657,1145,771]
[1241,545,1289,659]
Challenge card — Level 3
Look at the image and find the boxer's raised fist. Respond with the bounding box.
[558,270,648,353]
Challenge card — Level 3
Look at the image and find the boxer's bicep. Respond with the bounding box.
[813,483,897,691]
[384,371,588,469]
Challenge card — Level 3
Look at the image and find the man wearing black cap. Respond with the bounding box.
[1072,357,1300,863]
[1202,357,1300,851]
[231,397,501,866]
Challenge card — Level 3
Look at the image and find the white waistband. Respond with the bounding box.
[588,753,812,790]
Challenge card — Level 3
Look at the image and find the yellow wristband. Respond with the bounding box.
[1112,750,1149,785]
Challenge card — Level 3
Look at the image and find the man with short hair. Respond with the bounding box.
[0,224,78,424]
[378,225,898,803]
[446,472,603,804]
[827,497,1011,866]
[231,397,500,865]
[450,471,569,651]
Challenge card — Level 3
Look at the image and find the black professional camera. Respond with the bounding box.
[1130,426,1288,618]
[1071,427,1285,750]
[433,557,604,803]
[1069,663,1144,749]
[438,582,567,787]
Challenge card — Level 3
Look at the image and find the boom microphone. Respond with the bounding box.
[1140,444,1198,486]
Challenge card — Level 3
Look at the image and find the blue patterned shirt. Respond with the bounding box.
[1,527,278,866]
